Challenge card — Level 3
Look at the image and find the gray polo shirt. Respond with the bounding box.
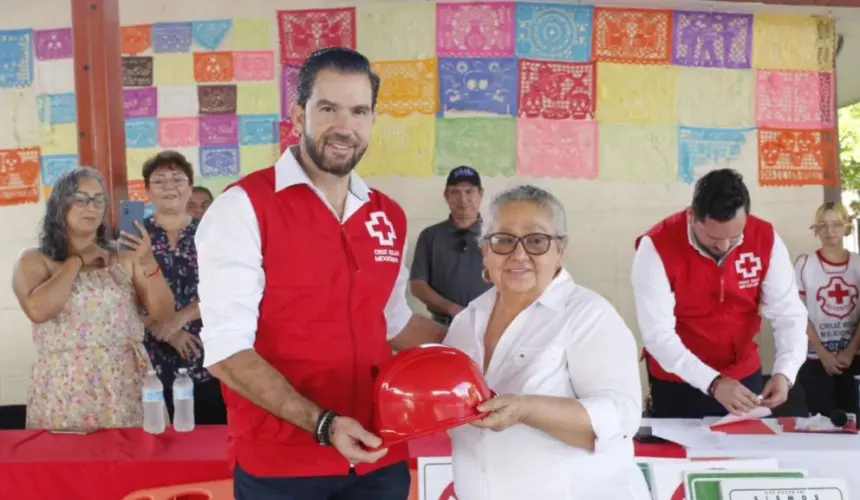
[410,217,492,323]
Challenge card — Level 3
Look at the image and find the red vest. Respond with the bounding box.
[636,210,775,383]
[223,167,409,477]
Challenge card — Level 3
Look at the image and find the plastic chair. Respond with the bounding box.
[121,479,233,500]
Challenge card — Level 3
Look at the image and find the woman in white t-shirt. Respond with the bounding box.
[794,202,860,416]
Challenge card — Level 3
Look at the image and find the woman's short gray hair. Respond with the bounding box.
[481,184,567,239]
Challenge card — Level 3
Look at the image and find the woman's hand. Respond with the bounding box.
[821,351,844,376]
[151,311,189,341]
[77,244,110,268]
[167,330,202,360]
[471,394,530,432]
[835,349,855,370]
[119,221,155,264]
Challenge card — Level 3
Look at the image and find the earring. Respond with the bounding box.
[481,268,492,284]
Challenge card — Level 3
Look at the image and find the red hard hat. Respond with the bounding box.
[371,344,494,448]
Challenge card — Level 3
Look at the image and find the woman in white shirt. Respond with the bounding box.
[794,201,860,416]
[444,185,650,500]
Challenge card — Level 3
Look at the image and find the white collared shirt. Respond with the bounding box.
[631,224,808,394]
[444,270,650,500]
[195,148,414,367]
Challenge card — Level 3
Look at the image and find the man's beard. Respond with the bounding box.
[303,132,367,178]
[692,233,725,261]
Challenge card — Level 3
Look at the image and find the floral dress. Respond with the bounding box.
[143,216,210,384]
[27,263,149,430]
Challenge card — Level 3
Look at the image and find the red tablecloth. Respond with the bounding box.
[0,426,685,500]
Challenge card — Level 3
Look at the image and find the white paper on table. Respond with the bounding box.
[794,413,842,431]
[649,419,724,448]
[709,406,771,428]
[719,477,848,500]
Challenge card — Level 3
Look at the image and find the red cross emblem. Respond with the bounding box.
[365,211,396,247]
[829,283,851,304]
[734,252,762,280]
[816,276,859,319]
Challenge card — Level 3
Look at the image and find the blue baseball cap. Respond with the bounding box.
[446,166,481,188]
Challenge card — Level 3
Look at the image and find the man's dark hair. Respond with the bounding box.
[295,47,381,110]
[691,168,751,222]
[192,185,214,201]
[141,150,194,188]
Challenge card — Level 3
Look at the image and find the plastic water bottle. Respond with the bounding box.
[173,368,195,432]
[142,369,166,434]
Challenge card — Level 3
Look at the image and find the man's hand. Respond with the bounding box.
[713,377,760,415]
[330,416,388,465]
[760,373,790,409]
[820,351,844,375]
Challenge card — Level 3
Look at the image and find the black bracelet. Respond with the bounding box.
[314,410,338,446]
[708,375,722,396]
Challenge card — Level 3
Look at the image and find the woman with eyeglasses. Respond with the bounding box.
[794,202,860,416]
[443,185,649,500]
[140,151,226,425]
[11,167,174,430]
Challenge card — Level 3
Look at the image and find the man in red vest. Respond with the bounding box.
[631,169,808,419]
[195,47,446,499]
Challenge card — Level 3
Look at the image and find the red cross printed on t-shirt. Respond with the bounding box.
[365,211,396,247]
[734,252,762,280]
[829,283,851,304]
[816,276,860,319]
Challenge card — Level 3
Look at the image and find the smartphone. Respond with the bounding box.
[119,200,145,251]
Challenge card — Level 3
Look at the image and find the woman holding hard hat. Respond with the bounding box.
[444,185,650,500]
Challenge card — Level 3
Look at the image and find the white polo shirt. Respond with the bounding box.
[444,270,650,500]
[195,148,414,368]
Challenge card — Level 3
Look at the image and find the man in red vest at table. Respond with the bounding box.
[195,47,446,500]
[631,168,808,419]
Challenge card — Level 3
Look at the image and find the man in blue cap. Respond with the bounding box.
[410,166,492,328]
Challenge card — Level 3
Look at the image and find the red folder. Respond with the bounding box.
[709,419,777,435]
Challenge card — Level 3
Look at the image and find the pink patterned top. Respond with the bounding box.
[26,263,149,430]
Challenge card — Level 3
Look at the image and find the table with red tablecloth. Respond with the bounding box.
[0,426,685,500]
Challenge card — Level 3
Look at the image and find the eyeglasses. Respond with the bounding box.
[813,222,848,231]
[71,192,106,208]
[150,176,189,189]
[483,232,565,256]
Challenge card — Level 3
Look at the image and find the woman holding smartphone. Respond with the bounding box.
[11,167,173,430]
[140,151,226,425]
